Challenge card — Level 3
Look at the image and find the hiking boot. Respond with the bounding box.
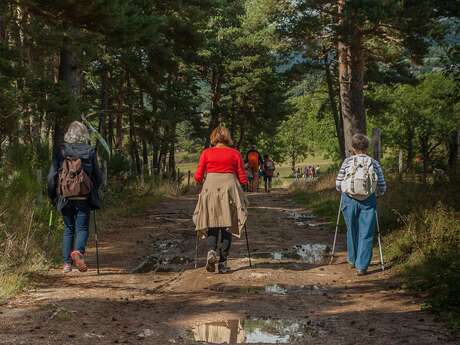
[218,261,229,274]
[206,250,218,272]
[348,262,355,269]
[71,251,88,272]
[63,263,72,274]
[357,269,367,276]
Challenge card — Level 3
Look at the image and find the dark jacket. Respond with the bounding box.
[47,143,103,212]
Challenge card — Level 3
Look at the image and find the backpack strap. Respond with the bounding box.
[351,157,357,193]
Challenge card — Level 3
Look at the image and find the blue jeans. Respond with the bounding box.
[341,193,377,271]
[62,200,91,264]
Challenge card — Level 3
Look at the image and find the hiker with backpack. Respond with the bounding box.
[262,154,276,192]
[193,127,249,274]
[336,134,386,276]
[246,145,263,192]
[47,121,103,273]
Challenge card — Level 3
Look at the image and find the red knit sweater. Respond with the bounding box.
[194,146,248,185]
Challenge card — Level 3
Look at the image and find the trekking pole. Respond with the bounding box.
[375,210,385,271]
[93,210,100,275]
[46,210,54,254]
[244,223,252,268]
[329,196,343,264]
[194,232,199,269]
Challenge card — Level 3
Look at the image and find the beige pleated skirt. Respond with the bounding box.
[193,173,249,238]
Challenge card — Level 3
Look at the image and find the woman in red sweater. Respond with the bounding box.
[193,126,248,273]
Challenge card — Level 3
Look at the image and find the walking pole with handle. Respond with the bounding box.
[46,210,54,254]
[194,232,199,269]
[329,196,343,264]
[375,210,385,271]
[244,223,252,268]
[93,210,100,275]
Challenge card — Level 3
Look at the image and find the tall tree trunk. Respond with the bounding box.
[406,127,415,171]
[448,130,459,179]
[100,65,110,151]
[324,55,345,159]
[0,15,6,41]
[151,120,160,175]
[127,75,140,175]
[337,0,366,155]
[205,71,221,147]
[54,41,79,152]
[115,74,125,151]
[167,123,177,177]
[420,135,430,183]
[158,137,168,175]
[142,138,149,175]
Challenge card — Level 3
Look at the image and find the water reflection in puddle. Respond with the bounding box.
[192,318,306,344]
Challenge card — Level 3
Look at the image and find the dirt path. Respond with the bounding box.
[1,189,457,345]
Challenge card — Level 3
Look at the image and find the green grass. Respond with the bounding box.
[0,175,174,302]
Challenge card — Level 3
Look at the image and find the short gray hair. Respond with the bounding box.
[351,133,370,151]
[64,121,90,144]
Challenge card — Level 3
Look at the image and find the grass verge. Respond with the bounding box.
[290,173,460,331]
[0,173,179,303]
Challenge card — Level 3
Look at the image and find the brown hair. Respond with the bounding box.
[210,126,233,146]
[351,133,370,152]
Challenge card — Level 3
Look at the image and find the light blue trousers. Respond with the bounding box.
[341,193,377,271]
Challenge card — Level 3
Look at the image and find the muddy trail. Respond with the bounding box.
[1,189,457,345]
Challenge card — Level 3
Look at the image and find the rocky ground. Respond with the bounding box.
[1,189,458,345]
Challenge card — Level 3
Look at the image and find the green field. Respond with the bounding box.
[177,154,334,181]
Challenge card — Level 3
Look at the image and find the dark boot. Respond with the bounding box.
[218,261,229,274]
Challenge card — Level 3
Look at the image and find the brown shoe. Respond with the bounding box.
[71,251,88,272]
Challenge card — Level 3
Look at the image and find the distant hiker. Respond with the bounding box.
[47,121,103,274]
[309,165,315,179]
[303,166,308,180]
[246,145,263,192]
[262,154,276,192]
[244,161,253,192]
[193,127,249,274]
[336,133,386,276]
[315,165,321,176]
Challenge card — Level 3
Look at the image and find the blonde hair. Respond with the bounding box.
[64,121,90,144]
[210,126,233,146]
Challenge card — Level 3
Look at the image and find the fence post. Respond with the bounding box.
[372,128,382,162]
[187,170,191,188]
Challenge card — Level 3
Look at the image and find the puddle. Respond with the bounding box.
[131,254,192,273]
[264,284,287,295]
[209,284,326,296]
[191,318,308,344]
[286,210,316,221]
[252,244,329,264]
[131,237,193,273]
[286,210,333,228]
[293,244,329,264]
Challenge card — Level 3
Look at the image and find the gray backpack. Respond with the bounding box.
[341,155,377,200]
